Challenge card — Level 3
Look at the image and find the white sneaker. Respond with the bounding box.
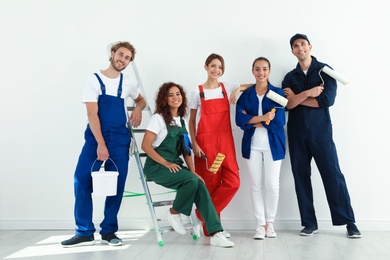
[166,210,186,235]
[210,232,234,247]
[266,223,277,238]
[222,230,231,238]
[253,226,265,240]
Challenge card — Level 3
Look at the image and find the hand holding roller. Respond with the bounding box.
[201,153,225,174]
[265,90,288,125]
[265,108,276,125]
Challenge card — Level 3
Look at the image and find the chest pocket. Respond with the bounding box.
[203,99,228,114]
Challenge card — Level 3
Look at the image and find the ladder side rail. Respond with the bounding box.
[133,151,164,244]
[131,62,153,117]
[128,121,165,245]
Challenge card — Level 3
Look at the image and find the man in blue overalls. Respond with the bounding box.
[282,34,361,239]
[61,41,146,247]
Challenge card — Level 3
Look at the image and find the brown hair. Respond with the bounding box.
[205,53,225,75]
[252,57,271,70]
[154,82,188,125]
[110,41,136,61]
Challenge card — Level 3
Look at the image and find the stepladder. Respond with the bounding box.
[125,62,201,246]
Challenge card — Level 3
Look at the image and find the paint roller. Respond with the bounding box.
[265,90,288,125]
[319,66,349,86]
[201,153,225,174]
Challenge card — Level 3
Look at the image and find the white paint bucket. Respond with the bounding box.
[91,158,119,197]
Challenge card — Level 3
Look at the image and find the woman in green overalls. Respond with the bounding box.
[141,82,234,248]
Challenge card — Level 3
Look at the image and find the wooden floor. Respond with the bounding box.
[1,229,390,260]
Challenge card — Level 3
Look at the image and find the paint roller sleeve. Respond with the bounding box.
[209,153,225,174]
[322,66,349,85]
[266,90,288,107]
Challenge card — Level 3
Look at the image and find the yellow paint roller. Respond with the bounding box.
[265,90,288,125]
[201,153,225,174]
[265,108,276,125]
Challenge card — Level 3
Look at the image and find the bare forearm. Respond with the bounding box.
[184,154,195,172]
[141,132,169,167]
[285,86,323,109]
[87,113,105,145]
[285,91,309,109]
[134,95,146,110]
[189,110,198,146]
[300,97,319,107]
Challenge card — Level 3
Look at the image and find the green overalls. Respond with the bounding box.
[143,118,223,234]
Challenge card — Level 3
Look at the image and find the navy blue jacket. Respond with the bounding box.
[235,83,286,160]
[281,56,337,130]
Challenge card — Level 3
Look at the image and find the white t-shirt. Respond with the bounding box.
[82,71,139,122]
[188,82,239,112]
[251,94,270,150]
[147,114,185,148]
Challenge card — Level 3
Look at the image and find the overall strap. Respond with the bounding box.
[198,85,205,99]
[199,84,226,99]
[219,82,227,98]
[117,73,123,98]
[94,73,106,95]
[93,73,123,97]
[180,117,186,127]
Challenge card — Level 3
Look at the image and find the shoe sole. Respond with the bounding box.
[101,240,123,246]
[215,245,234,248]
[300,230,319,236]
[347,233,362,239]
[210,242,234,248]
[61,241,95,248]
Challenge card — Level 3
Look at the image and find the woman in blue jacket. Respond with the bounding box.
[235,57,286,240]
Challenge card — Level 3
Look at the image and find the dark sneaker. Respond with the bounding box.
[101,232,123,246]
[300,225,319,236]
[347,223,362,238]
[61,234,95,248]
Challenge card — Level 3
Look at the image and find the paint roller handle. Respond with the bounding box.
[265,108,276,125]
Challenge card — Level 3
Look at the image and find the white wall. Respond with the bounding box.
[1,0,389,231]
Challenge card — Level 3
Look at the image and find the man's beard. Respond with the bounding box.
[111,59,127,72]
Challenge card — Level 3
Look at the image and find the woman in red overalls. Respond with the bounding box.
[189,53,248,238]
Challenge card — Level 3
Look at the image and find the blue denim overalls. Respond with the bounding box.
[73,73,131,236]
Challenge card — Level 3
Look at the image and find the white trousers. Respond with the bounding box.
[245,149,281,227]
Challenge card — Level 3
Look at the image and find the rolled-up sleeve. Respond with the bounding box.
[235,96,255,130]
[316,76,337,108]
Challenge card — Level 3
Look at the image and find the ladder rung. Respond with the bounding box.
[132,129,146,133]
[127,106,152,111]
[159,226,174,233]
[138,153,147,157]
[152,200,173,207]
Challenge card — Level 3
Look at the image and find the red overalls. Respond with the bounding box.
[194,83,240,235]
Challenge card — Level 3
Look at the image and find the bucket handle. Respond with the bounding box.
[91,158,119,173]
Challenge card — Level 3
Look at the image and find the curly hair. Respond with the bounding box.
[154,82,188,126]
